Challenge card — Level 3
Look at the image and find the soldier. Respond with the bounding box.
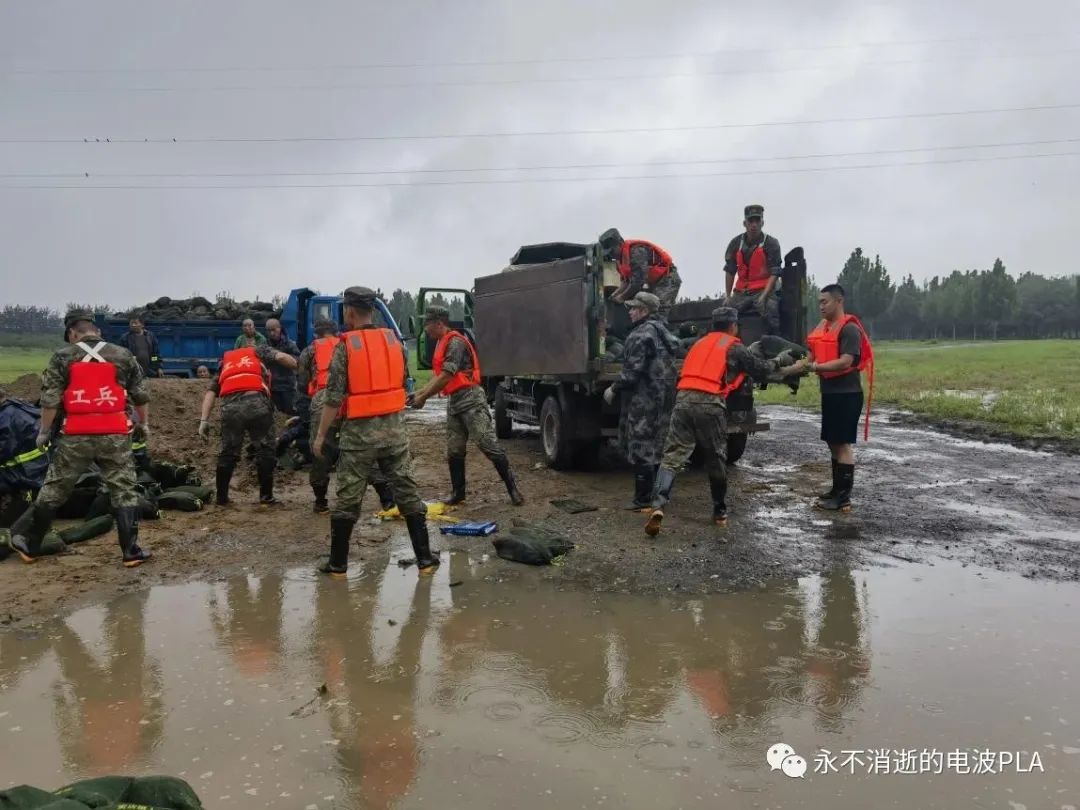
[724,204,783,332]
[644,306,802,536]
[296,317,395,513]
[410,305,524,506]
[9,310,152,567]
[197,338,297,506]
[312,287,436,577]
[265,318,300,415]
[598,228,683,318]
[602,292,680,510]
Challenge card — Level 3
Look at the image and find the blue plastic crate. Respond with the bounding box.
[439,521,498,537]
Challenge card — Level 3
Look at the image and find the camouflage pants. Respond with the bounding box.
[36,434,139,510]
[660,396,729,484]
[308,396,390,495]
[727,288,780,331]
[646,267,682,319]
[332,439,424,522]
[447,399,507,463]
[618,389,675,466]
[219,393,274,468]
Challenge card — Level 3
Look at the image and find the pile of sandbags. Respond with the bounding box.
[114,296,281,324]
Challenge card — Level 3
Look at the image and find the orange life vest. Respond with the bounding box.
[676,332,746,397]
[62,342,129,435]
[733,235,772,292]
[343,328,407,418]
[432,331,481,396]
[219,347,270,397]
[806,313,876,440]
[307,336,341,396]
[617,239,674,286]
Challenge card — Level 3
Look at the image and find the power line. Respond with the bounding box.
[3,102,1078,145]
[3,137,1077,180]
[7,49,1078,94]
[3,150,1076,190]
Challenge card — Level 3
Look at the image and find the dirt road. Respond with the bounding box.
[2,377,1078,627]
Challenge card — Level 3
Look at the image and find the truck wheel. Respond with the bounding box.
[494,388,512,440]
[540,396,575,470]
[726,433,748,465]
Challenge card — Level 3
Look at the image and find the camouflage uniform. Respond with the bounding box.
[625,243,683,319]
[724,230,783,332]
[612,315,679,466]
[443,336,506,463]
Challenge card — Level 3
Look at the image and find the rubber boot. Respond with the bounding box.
[817,464,854,512]
[215,464,233,506]
[319,516,354,577]
[493,456,525,506]
[116,506,151,567]
[645,468,676,537]
[441,456,467,506]
[405,512,440,574]
[372,479,396,511]
[312,481,329,514]
[9,501,54,564]
[625,464,655,511]
[257,457,277,506]
[818,459,839,501]
[710,476,729,527]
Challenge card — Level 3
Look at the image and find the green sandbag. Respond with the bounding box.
[138,495,162,520]
[0,528,10,561]
[40,531,67,556]
[149,462,201,489]
[86,491,111,520]
[493,520,574,565]
[54,775,204,809]
[59,515,115,544]
[55,488,99,519]
[168,485,213,502]
[0,784,87,809]
[158,491,203,512]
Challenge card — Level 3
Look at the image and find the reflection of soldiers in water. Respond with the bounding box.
[312,573,431,810]
[50,592,165,775]
[209,574,285,679]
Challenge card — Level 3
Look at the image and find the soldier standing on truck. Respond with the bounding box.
[599,228,683,318]
[9,310,153,567]
[265,318,301,415]
[410,305,525,507]
[724,204,783,333]
[197,340,297,507]
[602,292,680,511]
[313,286,437,577]
[644,306,801,537]
[296,318,395,514]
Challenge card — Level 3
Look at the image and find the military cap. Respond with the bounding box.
[711,306,739,324]
[625,291,660,313]
[598,227,623,247]
[342,286,376,308]
[744,204,765,219]
[313,317,338,334]
[423,304,451,323]
[63,309,96,342]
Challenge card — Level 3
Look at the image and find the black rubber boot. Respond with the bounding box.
[710,476,729,527]
[405,512,440,573]
[442,456,467,506]
[312,481,329,514]
[9,501,53,564]
[319,516,354,577]
[116,506,151,567]
[215,464,233,506]
[257,458,277,506]
[818,459,839,501]
[493,456,525,506]
[626,464,656,511]
[644,468,677,537]
[817,464,854,512]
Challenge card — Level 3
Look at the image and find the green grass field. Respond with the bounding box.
[757,339,1079,439]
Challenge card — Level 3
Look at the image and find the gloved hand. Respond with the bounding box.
[198,420,211,440]
[603,385,617,405]
[35,432,49,450]
[132,423,149,442]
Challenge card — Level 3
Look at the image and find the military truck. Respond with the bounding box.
[414,243,806,469]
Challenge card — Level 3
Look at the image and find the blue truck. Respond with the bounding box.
[95,288,409,378]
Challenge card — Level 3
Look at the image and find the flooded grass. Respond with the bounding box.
[758,339,1080,440]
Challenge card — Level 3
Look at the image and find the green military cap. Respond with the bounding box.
[598,227,623,247]
[423,304,451,323]
[711,306,739,324]
[63,309,96,342]
[313,317,338,334]
[625,291,660,313]
[744,204,765,219]
[342,286,377,308]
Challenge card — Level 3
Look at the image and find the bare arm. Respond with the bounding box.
[199,390,217,422]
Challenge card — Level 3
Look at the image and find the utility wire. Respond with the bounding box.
[2,102,1078,145]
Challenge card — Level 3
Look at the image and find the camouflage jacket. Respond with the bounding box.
[612,316,680,397]
[40,337,149,410]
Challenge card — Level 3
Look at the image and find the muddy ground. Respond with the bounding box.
[2,375,1079,627]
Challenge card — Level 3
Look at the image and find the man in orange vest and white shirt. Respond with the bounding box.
[410,305,524,506]
[599,228,682,319]
[198,334,297,507]
[724,204,783,332]
[644,306,803,537]
[312,287,435,577]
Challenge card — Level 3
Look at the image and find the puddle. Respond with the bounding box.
[2,556,1077,809]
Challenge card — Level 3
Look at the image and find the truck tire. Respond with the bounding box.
[540,396,575,470]
[494,388,513,440]
[726,433,748,465]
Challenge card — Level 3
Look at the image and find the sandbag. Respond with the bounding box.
[86,491,111,520]
[138,495,162,520]
[492,520,574,565]
[0,784,87,809]
[40,531,67,556]
[149,463,202,490]
[55,488,99,520]
[167,485,213,502]
[59,515,115,544]
[55,775,204,810]
[0,528,10,562]
[158,491,203,512]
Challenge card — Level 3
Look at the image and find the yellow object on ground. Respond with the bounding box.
[377,501,456,522]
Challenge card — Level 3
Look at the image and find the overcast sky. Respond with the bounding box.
[2,0,1078,311]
